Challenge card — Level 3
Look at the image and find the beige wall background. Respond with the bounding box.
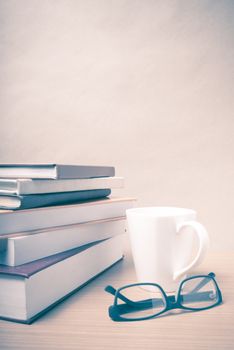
[0,0,233,250]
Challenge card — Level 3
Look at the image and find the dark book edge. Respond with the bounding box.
[0,256,124,324]
[0,189,111,210]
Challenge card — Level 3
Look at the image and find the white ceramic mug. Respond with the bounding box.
[126,207,210,291]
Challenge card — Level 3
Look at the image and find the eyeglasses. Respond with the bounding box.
[105,272,222,321]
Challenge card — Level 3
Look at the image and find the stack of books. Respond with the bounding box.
[0,164,135,323]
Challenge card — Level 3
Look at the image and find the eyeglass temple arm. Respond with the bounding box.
[105,285,133,304]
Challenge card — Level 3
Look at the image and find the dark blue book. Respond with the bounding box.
[0,189,111,210]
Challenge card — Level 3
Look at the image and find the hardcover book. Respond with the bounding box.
[0,189,111,210]
[0,197,136,236]
[0,235,124,323]
[0,164,115,179]
[0,217,126,266]
[0,176,123,195]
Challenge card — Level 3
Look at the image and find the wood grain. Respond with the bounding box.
[0,251,233,350]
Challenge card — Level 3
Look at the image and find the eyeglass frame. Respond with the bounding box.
[105,272,223,322]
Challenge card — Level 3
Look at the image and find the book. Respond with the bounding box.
[0,217,126,266]
[0,197,135,236]
[0,189,111,210]
[0,164,115,179]
[0,235,124,323]
[0,176,124,195]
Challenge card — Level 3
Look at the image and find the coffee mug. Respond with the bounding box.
[126,207,210,291]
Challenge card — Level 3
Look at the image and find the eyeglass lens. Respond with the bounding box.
[179,276,219,309]
[116,284,166,319]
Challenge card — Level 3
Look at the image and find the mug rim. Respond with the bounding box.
[126,207,196,218]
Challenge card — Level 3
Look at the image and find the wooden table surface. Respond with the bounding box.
[0,251,233,350]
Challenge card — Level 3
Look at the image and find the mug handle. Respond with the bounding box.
[173,221,210,281]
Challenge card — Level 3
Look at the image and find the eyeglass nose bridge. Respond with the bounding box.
[166,295,181,309]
